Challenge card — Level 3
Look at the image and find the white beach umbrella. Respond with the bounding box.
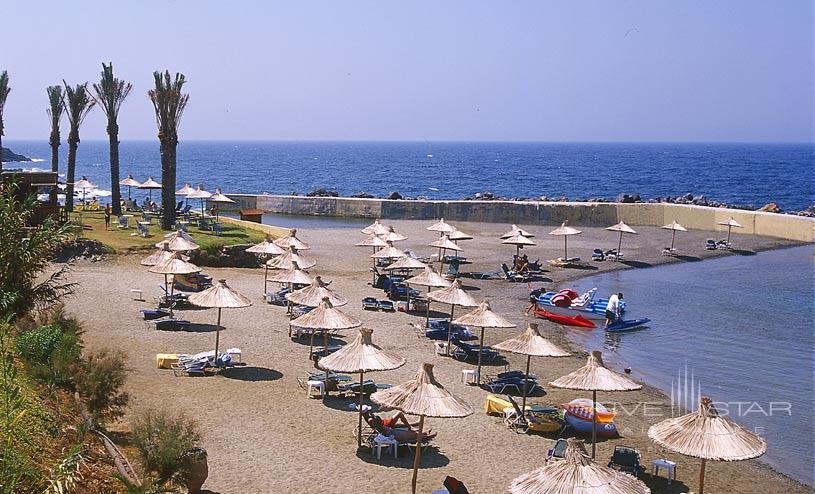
[661,220,688,250]
[717,217,743,246]
[208,187,234,221]
[605,221,637,257]
[549,222,583,260]
[186,185,212,217]
[137,176,162,204]
[73,177,96,206]
[119,173,141,200]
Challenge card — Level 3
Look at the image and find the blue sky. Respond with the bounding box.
[3,1,813,141]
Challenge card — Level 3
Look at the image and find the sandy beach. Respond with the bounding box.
[64,219,811,494]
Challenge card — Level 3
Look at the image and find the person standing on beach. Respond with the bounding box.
[104,204,111,230]
[605,292,622,328]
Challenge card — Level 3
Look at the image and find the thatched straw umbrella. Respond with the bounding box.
[550,351,642,458]
[502,233,536,258]
[186,185,212,218]
[385,257,427,272]
[175,182,194,207]
[549,222,582,260]
[426,218,456,235]
[290,297,361,377]
[452,301,515,384]
[661,220,687,251]
[428,234,462,272]
[188,280,252,363]
[510,438,651,494]
[648,396,766,494]
[493,323,569,412]
[361,218,390,236]
[605,221,637,258]
[208,187,234,222]
[148,250,201,303]
[267,261,314,320]
[156,231,199,252]
[73,176,97,206]
[356,233,388,251]
[286,275,347,307]
[137,176,162,205]
[406,266,451,327]
[318,328,405,447]
[141,242,189,267]
[501,224,535,239]
[717,217,742,246]
[371,363,473,494]
[246,237,286,293]
[119,173,141,200]
[274,229,310,251]
[448,229,474,243]
[379,226,408,243]
[371,241,406,261]
[266,249,316,299]
[428,280,478,355]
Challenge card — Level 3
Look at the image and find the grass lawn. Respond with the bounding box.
[70,210,267,254]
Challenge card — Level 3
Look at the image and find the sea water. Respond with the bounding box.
[6,141,814,211]
[565,245,814,485]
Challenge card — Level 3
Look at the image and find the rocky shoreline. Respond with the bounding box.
[291,186,815,217]
[0,146,32,162]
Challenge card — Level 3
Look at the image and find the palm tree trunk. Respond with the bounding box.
[160,139,176,229]
[108,123,122,215]
[0,134,4,173]
[66,136,78,212]
[49,132,59,204]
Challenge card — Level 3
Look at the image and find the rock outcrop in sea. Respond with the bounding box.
[0,147,32,162]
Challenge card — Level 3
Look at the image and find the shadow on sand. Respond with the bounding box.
[220,366,282,382]
[674,254,702,262]
[620,260,653,269]
[354,444,450,469]
[730,248,756,256]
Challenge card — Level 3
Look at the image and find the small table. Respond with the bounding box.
[306,380,325,398]
[373,434,398,460]
[651,458,676,484]
[461,369,479,385]
[434,342,448,355]
[120,214,133,228]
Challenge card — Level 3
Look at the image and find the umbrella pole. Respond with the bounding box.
[476,326,484,385]
[322,330,329,401]
[263,265,268,295]
[699,458,707,494]
[446,305,456,356]
[357,371,365,448]
[591,389,597,459]
[617,231,623,257]
[726,225,732,246]
[671,229,676,250]
[214,308,222,364]
[521,355,531,413]
[425,287,431,328]
[564,236,568,260]
[309,331,315,358]
[410,415,425,494]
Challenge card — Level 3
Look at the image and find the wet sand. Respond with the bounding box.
[64,220,811,493]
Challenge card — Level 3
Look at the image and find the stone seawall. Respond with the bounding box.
[222,194,815,243]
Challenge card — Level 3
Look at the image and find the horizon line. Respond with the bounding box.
[5,138,814,145]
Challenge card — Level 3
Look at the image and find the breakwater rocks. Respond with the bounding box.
[0,147,31,162]
[284,188,813,217]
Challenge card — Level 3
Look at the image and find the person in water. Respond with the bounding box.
[605,292,623,328]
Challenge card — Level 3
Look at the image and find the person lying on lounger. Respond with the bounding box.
[362,411,437,442]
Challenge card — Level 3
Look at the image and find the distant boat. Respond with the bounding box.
[429,187,439,191]
[426,154,433,158]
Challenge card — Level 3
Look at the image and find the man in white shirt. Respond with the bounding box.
[605,293,623,328]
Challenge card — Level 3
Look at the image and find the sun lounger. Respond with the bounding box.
[591,248,605,261]
[212,223,223,236]
[501,263,532,282]
[661,247,678,256]
[362,297,379,310]
[607,446,645,477]
[141,308,172,320]
[717,239,732,249]
[377,300,395,311]
[466,270,502,280]
[546,438,569,463]
[483,376,538,395]
[705,239,717,250]
[152,318,191,331]
[450,337,499,363]
[504,395,561,434]
[425,321,476,341]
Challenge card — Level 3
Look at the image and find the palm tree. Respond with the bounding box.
[63,81,95,212]
[148,71,189,230]
[0,71,11,173]
[46,85,65,204]
[92,63,132,216]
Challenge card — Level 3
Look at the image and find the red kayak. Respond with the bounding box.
[531,307,596,329]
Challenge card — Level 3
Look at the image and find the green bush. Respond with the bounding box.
[76,349,129,424]
[131,410,201,483]
[16,324,63,365]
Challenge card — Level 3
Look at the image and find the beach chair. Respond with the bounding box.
[140,308,172,320]
[546,438,569,463]
[338,379,379,396]
[501,263,531,282]
[425,320,476,341]
[152,318,191,331]
[136,223,150,238]
[377,300,395,312]
[116,216,129,229]
[607,446,644,477]
[504,395,561,434]
[212,223,223,236]
[467,270,502,280]
[661,247,678,256]
[362,297,379,310]
[483,372,539,395]
[450,337,499,363]
[717,239,732,250]
[705,239,718,250]
[591,248,605,261]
